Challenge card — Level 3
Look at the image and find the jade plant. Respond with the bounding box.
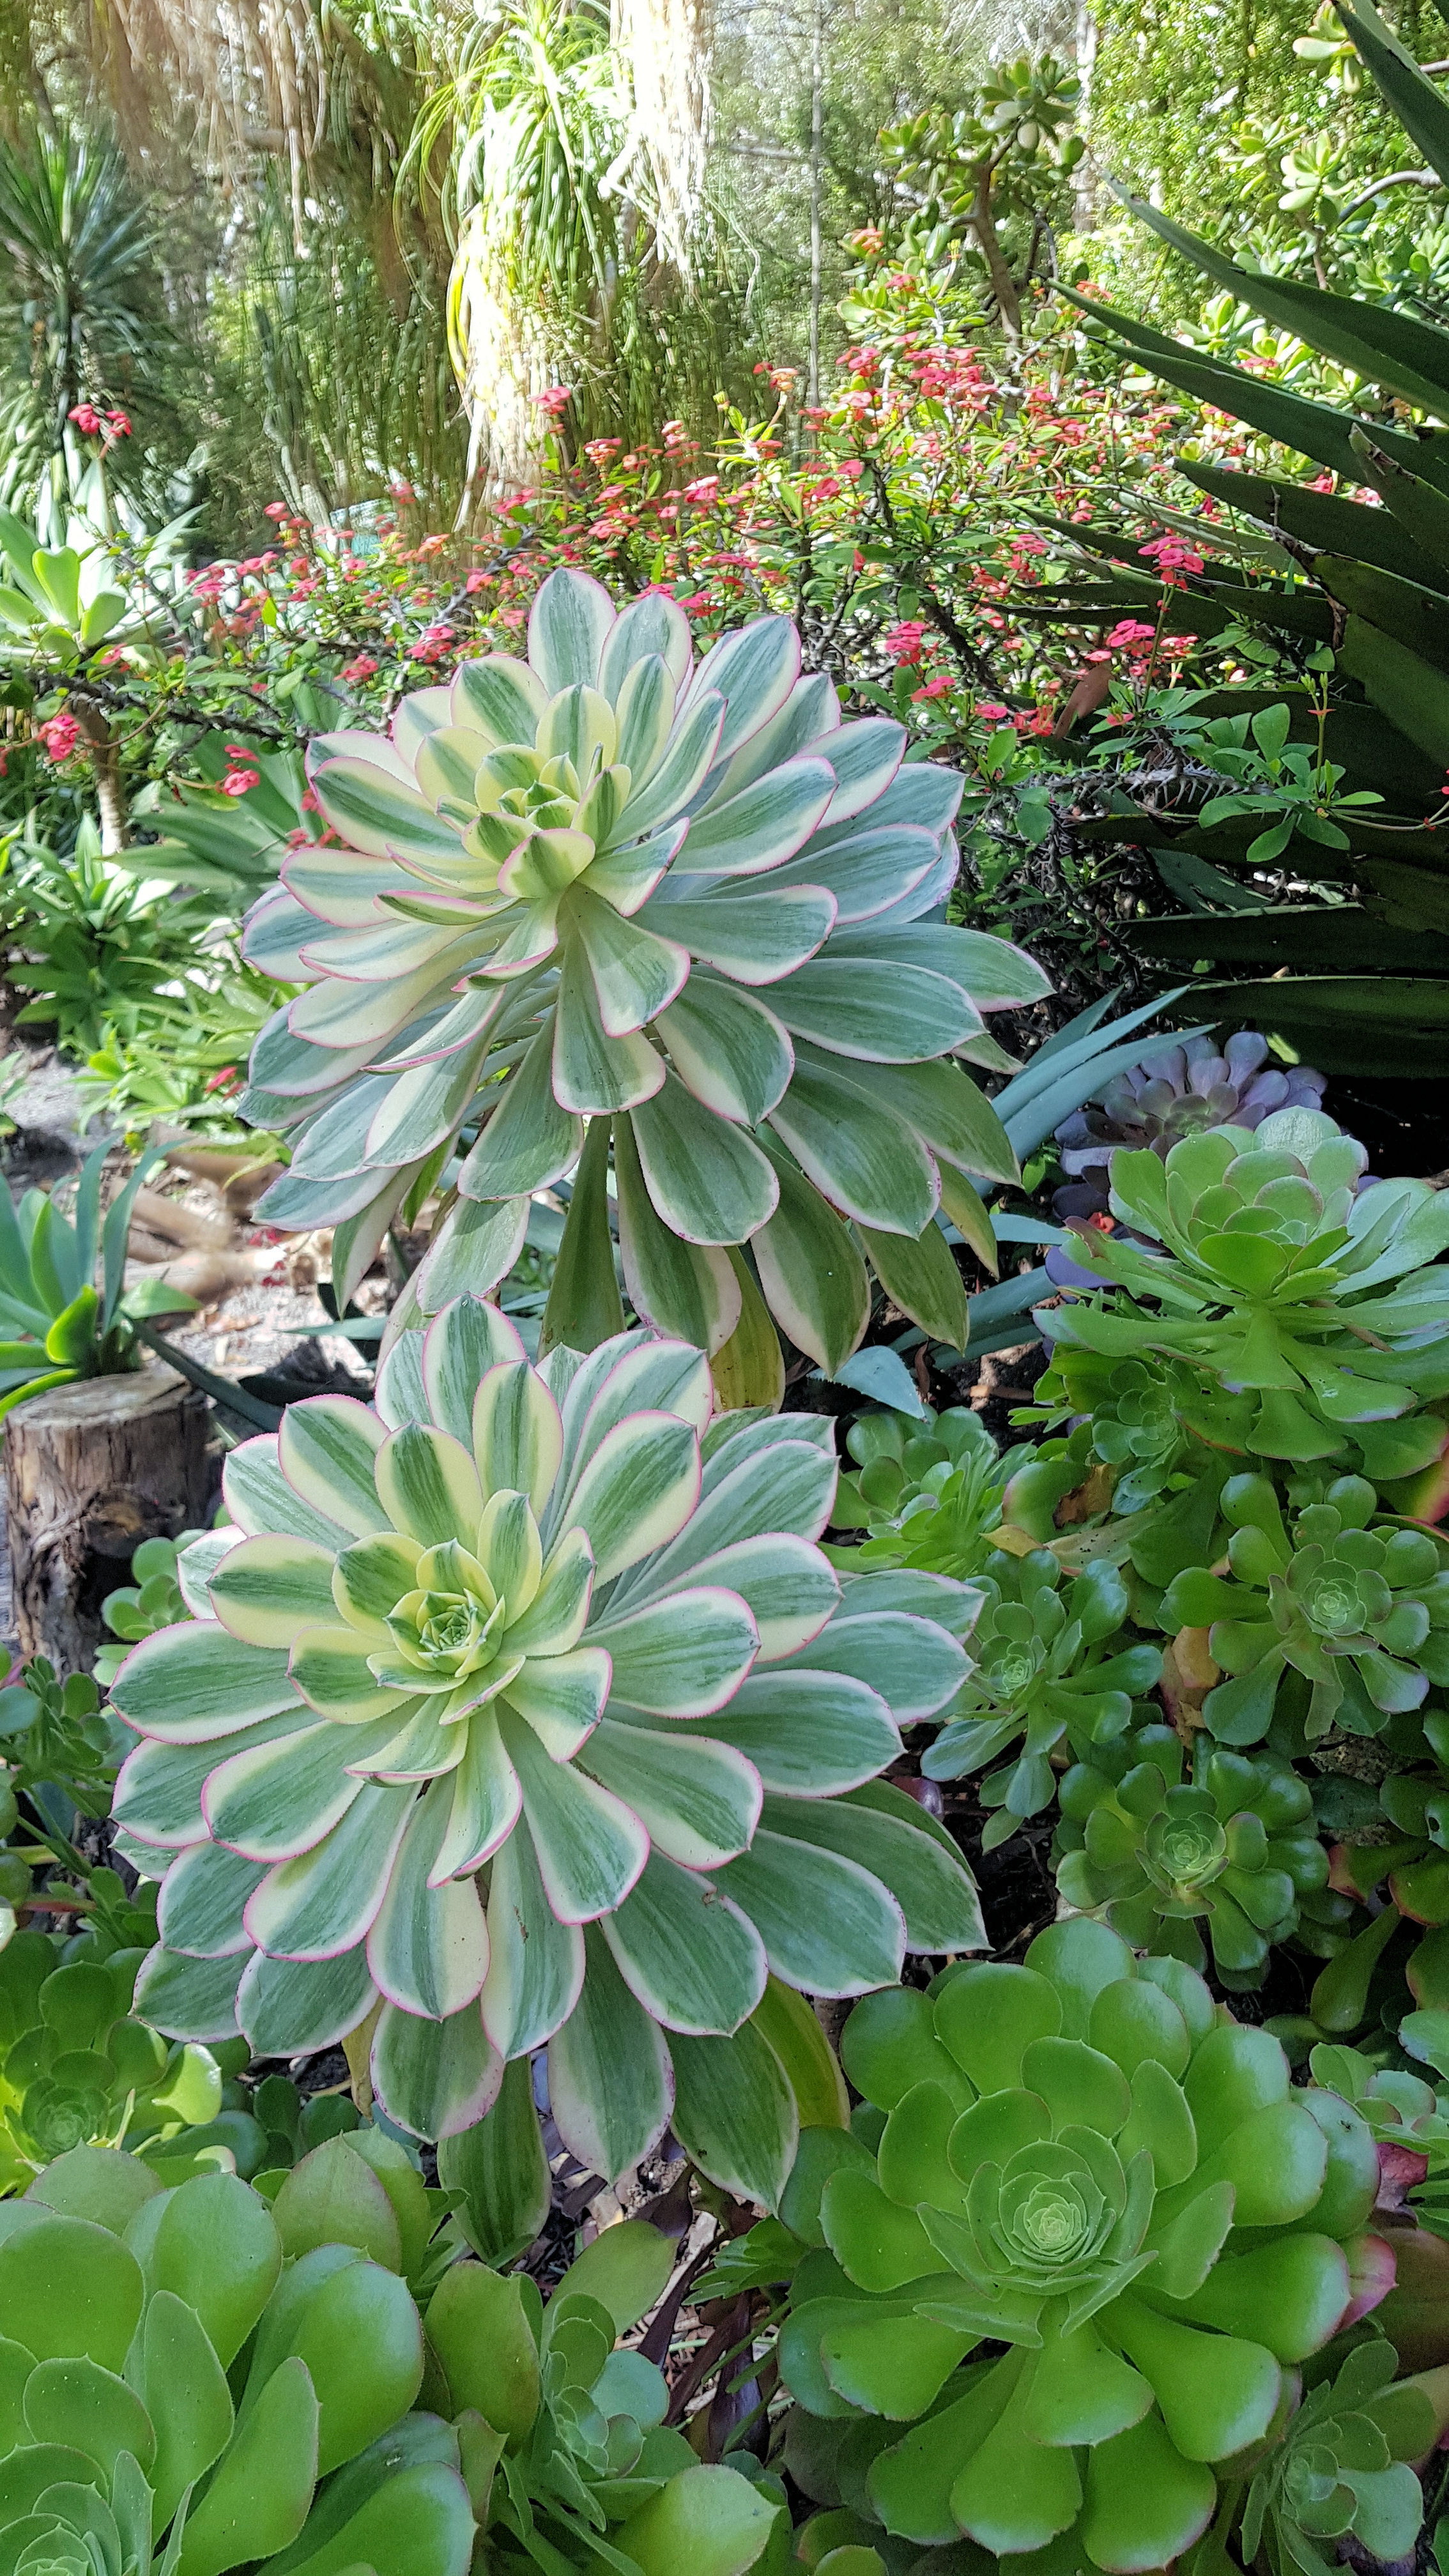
[1054,1729,1330,1985]
[824,1406,1011,1577]
[1048,1109,1449,1489]
[921,1552,1162,1850]
[775,1917,1385,2569]
[0,2147,477,2575]
[0,1933,226,2189]
[1160,1476,1449,1745]
[237,567,1049,1373]
[111,1295,982,2206]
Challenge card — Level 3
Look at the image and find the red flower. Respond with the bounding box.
[883,620,929,665]
[36,710,80,762]
[263,502,289,521]
[220,767,260,796]
[68,404,103,436]
[341,654,378,681]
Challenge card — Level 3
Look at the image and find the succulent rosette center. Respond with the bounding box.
[111,1294,982,2196]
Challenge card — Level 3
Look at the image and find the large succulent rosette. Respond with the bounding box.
[778,1919,1386,2570]
[240,571,1048,1371]
[111,1297,982,2202]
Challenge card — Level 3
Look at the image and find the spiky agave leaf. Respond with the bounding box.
[111,1294,984,2204]
[238,569,1048,1373]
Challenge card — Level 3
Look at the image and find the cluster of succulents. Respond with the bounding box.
[238,569,1048,1377]
[921,1550,1162,1849]
[825,1402,1012,1577]
[0,1933,227,2183]
[1049,1109,1449,1487]
[111,1295,982,2205]
[1053,1031,1327,1219]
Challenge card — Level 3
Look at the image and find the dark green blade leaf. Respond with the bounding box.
[1314,556,1449,671]
[1336,0,1449,187]
[1347,425,1449,579]
[1108,192,1449,418]
[1127,905,1449,969]
[1177,461,1430,583]
[1055,286,1382,484]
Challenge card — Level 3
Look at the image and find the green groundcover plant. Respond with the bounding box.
[0,2149,477,2576]
[768,1918,1406,2568]
[236,567,1048,1374]
[0,2136,783,2575]
[110,1295,982,2208]
[0,1936,223,2190]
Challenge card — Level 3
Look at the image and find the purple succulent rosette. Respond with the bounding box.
[110,1296,983,2205]
[1046,1032,1328,1291]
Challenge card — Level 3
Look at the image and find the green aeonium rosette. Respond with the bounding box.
[1045,1108,1449,1488]
[1054,1728,1329,1985]
[920,1550,1162,1850]
[110,1294,982,2205]
[776,1919,1385,2570]
[1161,1474,1449,1745]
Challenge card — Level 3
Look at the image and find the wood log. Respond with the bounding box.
[3,1361,211,1675]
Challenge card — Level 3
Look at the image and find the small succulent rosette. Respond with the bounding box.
[238,567,1048,1372]
[111,1297,982,2205]
[1048,1109,1449,1485]
[777,1918,1386,2570]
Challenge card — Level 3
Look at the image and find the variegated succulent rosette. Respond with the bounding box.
[240,569,1048,1374]
[111,1296,983,2203]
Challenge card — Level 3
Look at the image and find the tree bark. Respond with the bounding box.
[4,1361,211,1675]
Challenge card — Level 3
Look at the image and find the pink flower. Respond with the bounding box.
[300,788,321,813]
[388,479,415,503]
[36,710,80,762]
[1105,618,1157,650]
[883,620,929,665]
[220,767,260,796]
[974,701,1010,723]
[1139,533,1204,578]
[264,502,289,520]
[105,409,132,439]
[68,404,102,436]
[682,476,719,503]
[341,654,378,681]
[1013,532,1048,556]
[848,226,884,253]
[464,571,491,594]
[532,385,572,417]
[912,674,954,701]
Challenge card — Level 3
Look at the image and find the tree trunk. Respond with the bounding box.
[4,1361,211,1675]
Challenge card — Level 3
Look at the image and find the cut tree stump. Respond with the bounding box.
[4,1361,211,1675]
